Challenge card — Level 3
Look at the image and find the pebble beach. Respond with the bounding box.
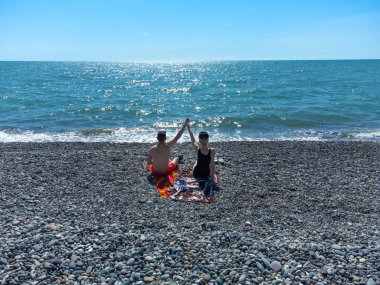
[1,141,379,285]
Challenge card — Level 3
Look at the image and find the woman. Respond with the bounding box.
[187,124,217,185]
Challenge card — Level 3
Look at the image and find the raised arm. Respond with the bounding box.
[167,118,190,148]
[187,124,199,152]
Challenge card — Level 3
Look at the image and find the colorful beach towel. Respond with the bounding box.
[146,165,179,198]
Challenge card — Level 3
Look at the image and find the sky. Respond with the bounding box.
[0,0,379,61]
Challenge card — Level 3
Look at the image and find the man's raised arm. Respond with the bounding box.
[168,118,190,147]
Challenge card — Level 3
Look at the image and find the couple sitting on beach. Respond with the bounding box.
[147,118,217,198]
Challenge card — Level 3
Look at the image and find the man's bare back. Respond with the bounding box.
[149,143,171,173]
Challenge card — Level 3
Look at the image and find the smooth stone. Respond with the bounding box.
[50,224,58,231]
[161,274,170,280]
[366,278,375,285]
[127,258,135,266]
[134,273,140,281]
[144,256,153,262]
[256,262,265,272]
[33,235,41,242]
[78,276,87,282]
[229,270,237,279]
[51,258,62,265]
[69,261,76,269]
[86,266,93,273]
[261,257,271,268]
[271,260,282,272]
[203,274,211,282]
[239,274,246,283]
[144,277,154,282]
[233,249,241,255]
[160,264,166,273]
[43,262,54,270]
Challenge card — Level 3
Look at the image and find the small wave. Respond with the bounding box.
[80,129,113,136]
[0,130,76,143]
[340,130,380,139]
[238,88,267,95]
[161,87,191,93]
[153,122,180,128]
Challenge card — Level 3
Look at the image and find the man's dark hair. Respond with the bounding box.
[157,130,166,142]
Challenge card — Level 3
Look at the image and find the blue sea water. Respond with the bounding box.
[0,60,379,142]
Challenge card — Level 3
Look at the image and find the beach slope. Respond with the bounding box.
[0,142,379,284]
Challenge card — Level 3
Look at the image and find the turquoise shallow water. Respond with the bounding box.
[0,60,379,142]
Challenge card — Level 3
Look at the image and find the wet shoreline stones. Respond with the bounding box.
[1,141,379,284]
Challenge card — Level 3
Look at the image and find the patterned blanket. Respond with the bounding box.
[147,167,219,203]
[169,177,218,203]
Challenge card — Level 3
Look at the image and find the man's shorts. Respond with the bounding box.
[147,162,177,176]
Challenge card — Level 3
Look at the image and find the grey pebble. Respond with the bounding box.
[127,258,135,266]
[256,262,265,272]
[203,273,211,282]
[261,256,271,269]
[239,274,246,283]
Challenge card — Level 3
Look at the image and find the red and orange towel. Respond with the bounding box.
[146,163,178,198]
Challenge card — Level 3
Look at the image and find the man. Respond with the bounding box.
[147,118,190,175]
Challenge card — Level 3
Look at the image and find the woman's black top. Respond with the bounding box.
[193,149,211,179]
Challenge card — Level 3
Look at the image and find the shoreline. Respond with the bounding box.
[1,141,379,284]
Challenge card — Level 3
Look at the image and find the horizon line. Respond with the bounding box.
[1,58,379,63]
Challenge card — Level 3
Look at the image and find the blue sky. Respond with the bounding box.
[0,0,379,61]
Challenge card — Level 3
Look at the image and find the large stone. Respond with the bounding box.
[144,276,154,282]
[270,260,282,272]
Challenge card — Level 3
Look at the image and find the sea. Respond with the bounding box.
[0,60,379,143]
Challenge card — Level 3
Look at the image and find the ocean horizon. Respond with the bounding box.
[1,60,379,143]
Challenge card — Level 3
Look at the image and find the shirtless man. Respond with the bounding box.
[147,118,190,175]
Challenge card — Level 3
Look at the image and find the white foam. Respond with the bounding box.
[351,130,380,138]
[0,129,190,143]
[0,128,379,143]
